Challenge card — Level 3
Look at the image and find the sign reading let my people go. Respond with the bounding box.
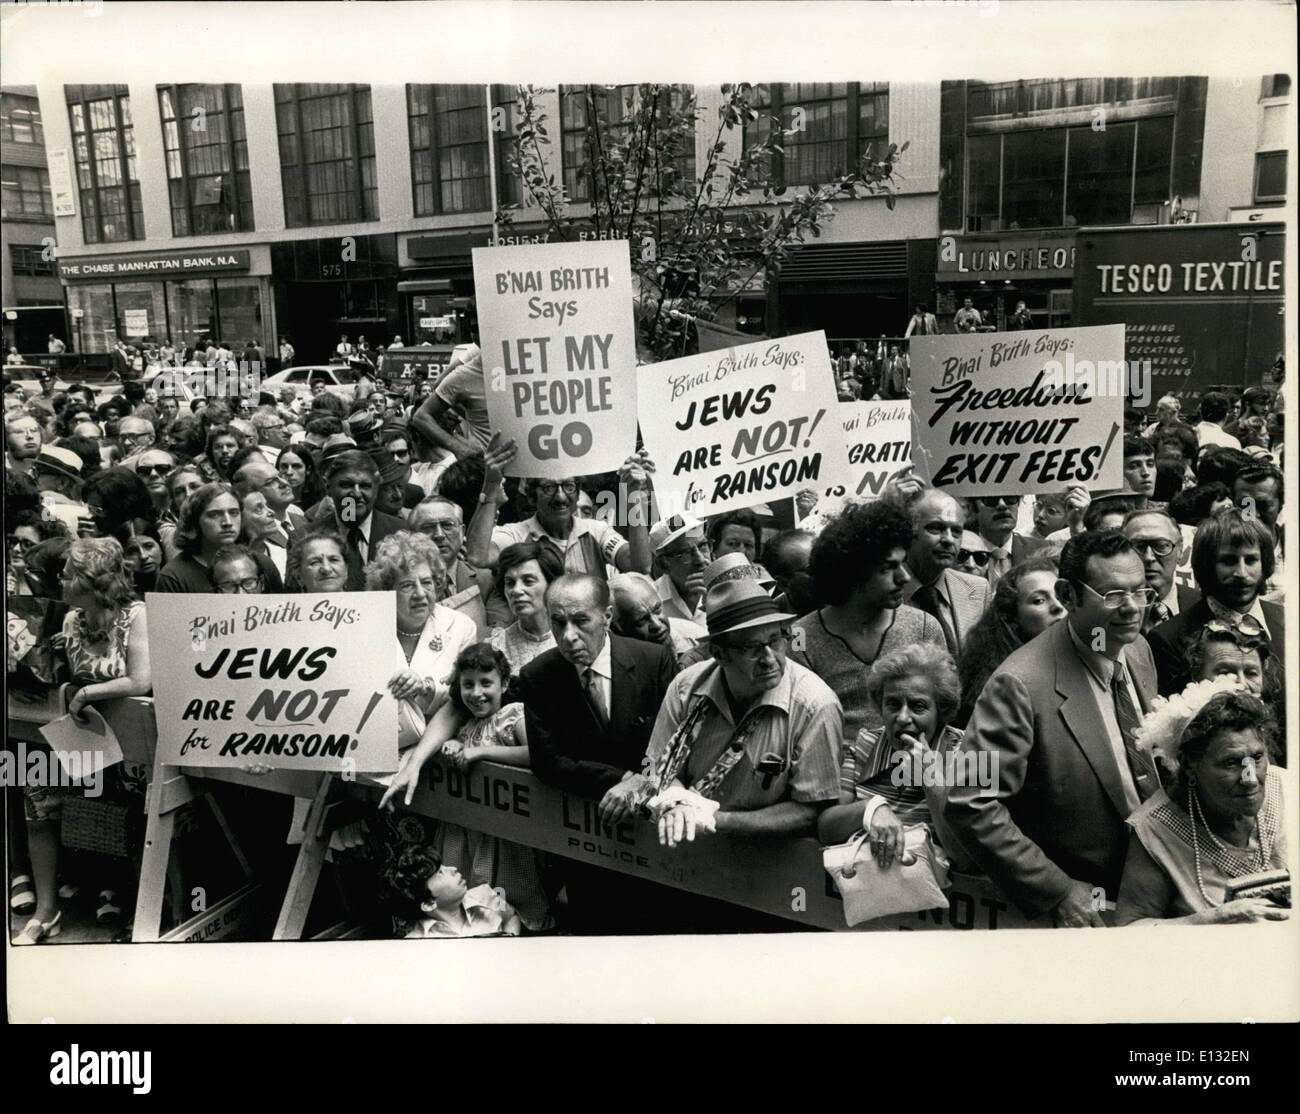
[472,240,639,479]
[909,325,1126,498]
[636,330,853,517]
[148,593,398,773]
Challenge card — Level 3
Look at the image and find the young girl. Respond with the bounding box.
[381,642,553,932]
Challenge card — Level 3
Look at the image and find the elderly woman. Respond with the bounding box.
[955,557,1065,726]
[487,540,564,675]
[288,528,349,593]
[154,482,283,593]
[1118,687,1288,925]
[239,487,289,581]
[790,501,945,745]
[366,531,477,754]
[818,644,963,870]
[15,537,152,944]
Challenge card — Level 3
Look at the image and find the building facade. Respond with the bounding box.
[2,85,64,354]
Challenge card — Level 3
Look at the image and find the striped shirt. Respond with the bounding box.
[839,724,965,828]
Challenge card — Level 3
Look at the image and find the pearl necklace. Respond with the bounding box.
[1188,787,1268,908]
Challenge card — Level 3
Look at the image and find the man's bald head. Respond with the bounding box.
[907,489,967,582]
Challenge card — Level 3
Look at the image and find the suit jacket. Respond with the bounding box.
[941,620,1159,918]
[1147,596,1285,696]
[903,566,990,654]
[520,633,677,801]
[341,510,407,591]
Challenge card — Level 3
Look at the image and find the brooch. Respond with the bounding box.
[428,635,443,653]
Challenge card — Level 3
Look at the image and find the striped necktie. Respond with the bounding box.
[1112,663,1160,803]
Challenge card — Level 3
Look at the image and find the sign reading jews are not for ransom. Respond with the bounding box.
[148,592,398,772]
[473,241,638,479]
[909,325,1125,498]
[637,330,852,517]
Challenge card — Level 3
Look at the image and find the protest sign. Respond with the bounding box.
[810,400,912,518]
[147,592,398,773]
[909,325,1126,498]
[472,240,638,479]
[636,330,852,518]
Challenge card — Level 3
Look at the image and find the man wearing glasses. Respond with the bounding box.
[212,545,266,595]
[467,432,653,582]
[409,495,501,634]
[1120,508,1199,635]
[639,578,842,923]
[969,492,1049,588]
[134,449,177,520]
[649,514,712,626]
[943,530,1161,928]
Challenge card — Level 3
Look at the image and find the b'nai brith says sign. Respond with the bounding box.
[58,250,252,280]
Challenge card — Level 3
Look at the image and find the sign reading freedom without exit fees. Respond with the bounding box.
[147,592,398,772]
[637,330,852,517]
[909,325,1125,498]
[473,240,638,479]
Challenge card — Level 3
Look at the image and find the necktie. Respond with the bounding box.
[912,584,958,655]
[1143,601,1171,635]
[344,526,365,590]
[1112,663,1160,803]
[987,548,1011,588]
[582,667,609,732]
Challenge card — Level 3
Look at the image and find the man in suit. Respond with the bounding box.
[943,530,1162,926]
[320,449,406,590]
[1121,508,1199,636]
[1146,508,1284,696]
[969,493,1049,589]
[519,573,677,933]
[902,490,991,657]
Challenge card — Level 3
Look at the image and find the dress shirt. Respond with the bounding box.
[574,635,613,724]
[1065,622,1142,816]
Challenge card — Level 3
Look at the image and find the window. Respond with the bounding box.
[967,117,1174,231]
[744,83,889,187]
[491,85,525,208]
[560,85,695,201]
[968,78,1178,119]
[1,166,52,219]
[408,85,490,215]
[274,84,376,227]
[1261,74,1291,99]
[1255,151,1286,203]
[158,84,254,235]
[10,245,55,276]
[66,86,143,243]
[1,92,43,145]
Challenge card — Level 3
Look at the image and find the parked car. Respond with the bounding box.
[261,364,359,403]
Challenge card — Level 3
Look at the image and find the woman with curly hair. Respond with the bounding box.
[366,530,477,754]
[955,557,1065,727]
[1118,686,1288,925]
[14,537,152,944]
[789,501,945,745]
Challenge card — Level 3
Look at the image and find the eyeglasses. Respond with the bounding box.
[1206,616,1265,640]
[727,629,793,661]
[417,519,461,536]
[8,536,37,553]
[1079,582,1159,610]
[534,480,578,498]
[958,548,991,567]
[1128,537,1177,558]
[978,495,1022,508]
[663,539,712,563]
[138,463,172,477]
[215,576,262,594]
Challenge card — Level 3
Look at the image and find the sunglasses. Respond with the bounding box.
[977,496,1021,509]
[958,549,991,567]
[138,463,172,477]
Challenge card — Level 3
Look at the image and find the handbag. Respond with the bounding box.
[822,823,951,927]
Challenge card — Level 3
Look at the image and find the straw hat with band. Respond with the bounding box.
[704,579,795,640]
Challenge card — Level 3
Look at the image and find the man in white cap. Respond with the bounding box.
[410,343,491,460]
[34,445,92,533]
[650,513,711,626]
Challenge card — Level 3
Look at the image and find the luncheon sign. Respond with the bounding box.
[473,240,639,479]
[148,593,398,772]
[909,325,1126,498]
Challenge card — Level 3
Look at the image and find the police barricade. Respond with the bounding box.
[347,760,1035,933]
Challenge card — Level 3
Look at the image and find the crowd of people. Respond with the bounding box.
[4,341,1290,939]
